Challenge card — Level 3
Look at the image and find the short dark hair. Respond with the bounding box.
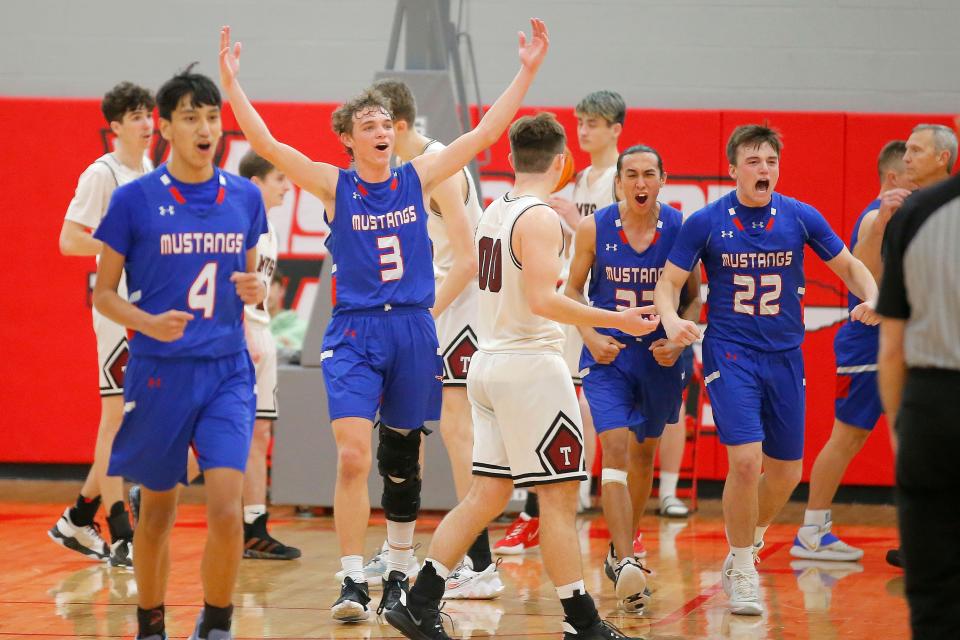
[331,88,393,158]
[617,144,664,176]
[877,140,907,180]
[372,79,416,125]
[156,63,222,121]
[238,149,276,180]
[575,90,626,126]
[508,112,567,173]
[101,81,155,124]
[726,124,782,165]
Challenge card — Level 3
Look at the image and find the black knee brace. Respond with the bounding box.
[377,423,422,523]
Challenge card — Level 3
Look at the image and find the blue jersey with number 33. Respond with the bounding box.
[95,166,267,358]
[668,190,844,352]
[326,163,435,312]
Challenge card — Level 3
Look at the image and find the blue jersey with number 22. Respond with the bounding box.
[668,190,844,352]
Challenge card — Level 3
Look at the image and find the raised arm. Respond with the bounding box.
[219,26,338,206]
[412,19,549,193]
[430,173,478,319]
[517,205,658,336]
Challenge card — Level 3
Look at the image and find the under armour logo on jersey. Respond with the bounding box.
[721,230,734,238]
[751,221,765,229]
[352,191,361,200]
[605,243,618,251]
[158,205,175,216]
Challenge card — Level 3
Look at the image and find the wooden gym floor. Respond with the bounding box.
[0,480,908,639]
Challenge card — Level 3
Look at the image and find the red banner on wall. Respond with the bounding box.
[1,96,952,486]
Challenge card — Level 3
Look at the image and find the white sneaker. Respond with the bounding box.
[334,541,421,587]
[108,538,133,569]
[790,522,864,562]
[48,508,109,560]
[443,558,505,600]
[614,557,650,613]
[722,555,762,616]
[659,494,689,518]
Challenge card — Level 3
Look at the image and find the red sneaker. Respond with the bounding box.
[493,514,540,555]
[633,532,647,559]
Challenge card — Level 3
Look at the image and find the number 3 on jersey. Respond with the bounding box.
[188,262,218,318]
[378,235,404,282]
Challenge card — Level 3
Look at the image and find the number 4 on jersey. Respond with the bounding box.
[188,262,217,318]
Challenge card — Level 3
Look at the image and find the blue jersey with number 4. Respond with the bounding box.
[326,163,435,312]
[95,166,267,358]
[588,202,683,342]
[668,190,844,351]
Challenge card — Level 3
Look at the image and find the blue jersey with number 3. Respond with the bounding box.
[326,163,435,312]
[668,190,844,351]
[94,166,267,358]
[588,202,683,342]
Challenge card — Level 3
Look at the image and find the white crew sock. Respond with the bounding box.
[804,508,831,527]
[730,546,756,572]
[243,504,267,525]
[341,555,365,583]
[556,579,587,600]
[659,471,680,498]
[424,558,452,580]
[386,520,416,575]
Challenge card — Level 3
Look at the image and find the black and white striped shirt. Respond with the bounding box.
[877,173,960,371]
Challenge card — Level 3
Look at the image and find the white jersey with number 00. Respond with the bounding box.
[422,139,484,281]
[475,194,565,355]
[245,220,278,326]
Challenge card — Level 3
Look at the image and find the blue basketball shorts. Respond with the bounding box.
[701,335,805,461]
[321,307,442,429]
[109,351,256,491]
[580,338,684,443]
[833,328,882,430]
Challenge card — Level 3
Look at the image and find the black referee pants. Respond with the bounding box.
[896,368,960,639]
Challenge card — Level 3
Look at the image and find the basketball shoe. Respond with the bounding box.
[790,520,863,562]
[335,541,421,586]
[603,544,652,609]
[332,576,371,622]
[442,557,505,600]
[243,513,301,560]
[721,553,763,616]
[493,513,539,555]
[187,612,232,639]
[632,533,647,559]
[562,619,646,639]
[378,570,410,615]
[384,591,453,640]
[48,507,109,560]
[108,538,133,569]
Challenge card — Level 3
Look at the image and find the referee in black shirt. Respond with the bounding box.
[877,170,960,638]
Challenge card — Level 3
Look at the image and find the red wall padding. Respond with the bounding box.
[1,97,952,487]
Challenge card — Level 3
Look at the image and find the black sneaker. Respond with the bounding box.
[129,485,141,527]
[562,618,644,639]
[384,593,453,640]
[378,570,410,614]
[331,577,370,623]
[886,548,903,568]
[108,538,133,569]
[243,513,301,560]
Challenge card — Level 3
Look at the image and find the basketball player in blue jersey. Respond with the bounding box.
[565,144,699,613]
[219,20,550,622]
[654,125,881,616]
[791,141,911,563]
[92,67,267,640]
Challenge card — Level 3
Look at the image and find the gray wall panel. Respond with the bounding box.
[2,1,957,112]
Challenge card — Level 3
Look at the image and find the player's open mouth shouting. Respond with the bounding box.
[756,179,770,193]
